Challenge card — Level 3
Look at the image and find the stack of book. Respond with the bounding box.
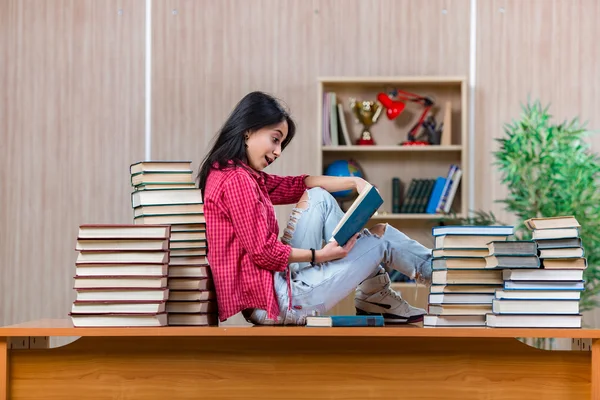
[486,216,585,328]
[70,224,170,327]
[423,225,514,327]
[130,161,217,326]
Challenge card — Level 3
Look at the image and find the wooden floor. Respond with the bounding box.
[1,319,599,400]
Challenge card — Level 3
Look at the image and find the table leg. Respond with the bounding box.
[593,339,600,400]
[0,337,7,400]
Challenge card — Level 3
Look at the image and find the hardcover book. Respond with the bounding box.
[330,183,383,246]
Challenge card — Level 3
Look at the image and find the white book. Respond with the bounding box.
[424,315,486,327]
[71,313,167,327]
[486,313,581,328]
[131,189,203,208]
[492,299,580,314]
[502,268,584,282]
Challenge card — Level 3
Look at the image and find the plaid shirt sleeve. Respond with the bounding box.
[262,173,309,205]
[222,173,291,272]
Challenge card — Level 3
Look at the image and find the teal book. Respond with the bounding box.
[306,315,385,327]
[330,183,384,246]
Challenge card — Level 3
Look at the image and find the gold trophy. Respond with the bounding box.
[350,98,382,145]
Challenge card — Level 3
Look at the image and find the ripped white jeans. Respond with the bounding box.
[244,187,432,325]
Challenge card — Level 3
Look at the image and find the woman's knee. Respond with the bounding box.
[368,223,387,237]
[294,187,339,211]
[306,187,336,205]
[295,190,310,210]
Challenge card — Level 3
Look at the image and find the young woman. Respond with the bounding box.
[198,91,432,325]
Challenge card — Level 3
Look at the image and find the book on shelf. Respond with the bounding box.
[322,91,352,146]
[397,164,462,215]
[330,182,384,246]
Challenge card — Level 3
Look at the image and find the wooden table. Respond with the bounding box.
[1,319,600,400]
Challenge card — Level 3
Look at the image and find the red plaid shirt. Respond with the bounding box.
[204,162,308,322]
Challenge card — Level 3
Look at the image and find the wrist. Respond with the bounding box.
[314,249,322,264]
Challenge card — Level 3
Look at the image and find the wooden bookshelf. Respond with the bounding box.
[317,76,468,224]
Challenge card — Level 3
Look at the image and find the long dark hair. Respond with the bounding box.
[197,91,297,194]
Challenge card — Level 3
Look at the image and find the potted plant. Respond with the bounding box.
[493,100,600,313]
[439,101,599,347]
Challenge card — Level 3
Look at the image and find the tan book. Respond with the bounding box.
[165,301,217,314]
[76,238,169,251]
[71,313,168,327]
[71,301,166,314]
[432,269,503,285]
[167,278,213,291]
[76,251,169,264]
[78,224,170,239]
[432,248,489,258]
[170,240,207,250]
[432,257,487,270]
[170,224,206,232]
[130,160,192,174]
[133,203,204,217]
[428,304,492,316]
[525,216,580,230]
[539,247,584,258]
[75,264,168,277]
[134,214,205,225]
[131,171,193,186]
[168,290,215,301]
[542,257,587,270]
[168,265,210,278]
[167,313,218,326]
[169,256,208,266]
[435,235,508,249]
[429,285,501,294]
[131,189,203,208]
[135,183,196,191]
[75,288,169,302]
[169,248,207,257]
[170,231,206,241]
[74,276,167,289]
[532,227,580,240]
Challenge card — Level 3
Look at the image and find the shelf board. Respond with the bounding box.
[318,76,466,85]
[323,145,462,152]
[370,213,463,220]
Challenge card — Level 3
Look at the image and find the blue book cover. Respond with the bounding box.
[330,183,384,246]
[425,177,447,214]
[306,315,385,327]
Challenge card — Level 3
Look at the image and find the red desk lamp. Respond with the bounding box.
[377,90,435,145]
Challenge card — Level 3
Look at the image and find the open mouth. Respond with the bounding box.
[265,156,274,166]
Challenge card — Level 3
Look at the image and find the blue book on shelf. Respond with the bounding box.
[306,315,385,327]
[330,183,384,246]
[425,177,447,214]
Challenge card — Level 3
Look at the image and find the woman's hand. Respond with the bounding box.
[316,233,359,263]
